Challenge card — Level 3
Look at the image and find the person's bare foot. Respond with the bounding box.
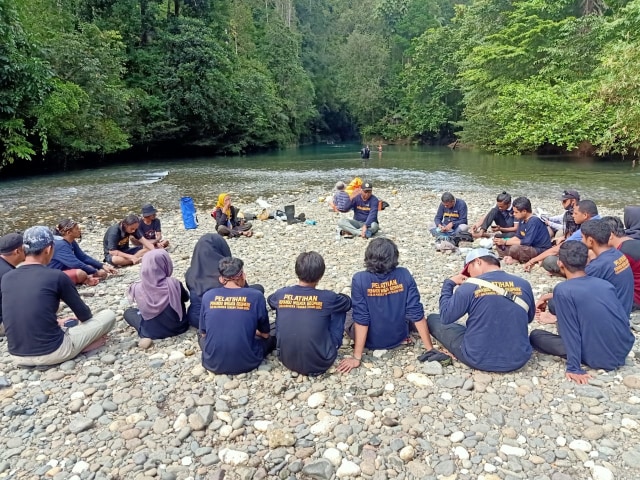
[503,256,517,265]
[138,338,153,349]
[85,277,100,286]
[82,335,108,353]
[439,346,457,361]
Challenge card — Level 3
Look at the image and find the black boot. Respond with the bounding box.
[284,205,301,224]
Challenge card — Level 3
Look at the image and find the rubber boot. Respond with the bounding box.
[284,205,301,224]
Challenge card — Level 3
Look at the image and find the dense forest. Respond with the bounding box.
[2,0,640,170]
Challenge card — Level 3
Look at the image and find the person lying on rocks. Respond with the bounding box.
[493,196,551,265]
[530,241,634,385]
[103,214,155,266]
[337,181,379,238]
[185,233,263,327]
[268,251,352,376]
[337,238,438,373]
[198,256,275,375]
[429,192,468,237]
[212,193,253,238]
[0,232,25,336]
[604,216,640,311]
[124,249,189,341]
[132,204,169,249]
[1,226,116,367]
[523,199,600,274]
[427,248,535,372]
[49,219,117,285]
[470,191,517,238]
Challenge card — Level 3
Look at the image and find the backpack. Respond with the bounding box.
[450,231,474,246]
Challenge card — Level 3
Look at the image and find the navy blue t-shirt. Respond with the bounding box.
[138,218,162,240]
[439,270,535,372]
[349,194,379,226]
[434,198,468,228]
[199,287,270,374]
[268,285,352,375]
[554,276,634,374]
[1,264,92,356]
[0,257,15,324]
[585,248,634,315]
[351,267,424,350]
[516,216,551,253]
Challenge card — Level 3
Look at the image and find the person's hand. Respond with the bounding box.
[471,223,481,232]
[223,196,231,208]
[493,237,506,246]
[523,260,537,272]
[566,372,591,384]
[255,330,269,339]
[132,256,141,265]
[360,226,367,238]
[103,264,118,275]
[535,293,552,312]
[449,273,468,285]
[57,317,76,327]
[337,357,361,373]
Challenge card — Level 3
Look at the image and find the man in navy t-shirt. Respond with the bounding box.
[604,216,640,310]
[494,196,551,264]
[581,219,634,315]
[268,251,351,375]
[337,181,379,238]
[430,192,468,237]
[428,248,535,372]
[134,204,169,249]
[337,238,438,373]
[530,241,634,384]
[199,257,274,375]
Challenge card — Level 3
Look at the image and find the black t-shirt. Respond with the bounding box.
[1,264,92,356]
[0,257,16,324]
[103,223,142,257]
[138,218,162,240]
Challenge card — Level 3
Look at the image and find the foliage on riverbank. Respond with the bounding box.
[2,0,640,169]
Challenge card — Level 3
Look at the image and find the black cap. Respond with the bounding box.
[141,204,157,217]
[0,233,23,254]
[561,189,580,201]
[362,182,373,191]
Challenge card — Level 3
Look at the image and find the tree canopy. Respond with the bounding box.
[2,0,640,169]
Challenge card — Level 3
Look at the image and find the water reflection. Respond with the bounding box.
[0,145,638,233]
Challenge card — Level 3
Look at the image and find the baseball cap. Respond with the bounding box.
[0,233,23,255]
[461,248,499,276]
[561,189,580,201]
[141,204,158,217]
[23,226,54,254]
[362,182,373,191]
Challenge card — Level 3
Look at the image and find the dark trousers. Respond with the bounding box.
[124,308,142,332]
[426,314,474,368]
[480,207,514,231]
[529,329,567,358]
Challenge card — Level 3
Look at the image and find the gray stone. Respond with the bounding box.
[69,417,94,434]
[301,459,334,480]
[623,450,640,468]
[87,404,104,420]
[434,460,455,476]
[422,362,444,376]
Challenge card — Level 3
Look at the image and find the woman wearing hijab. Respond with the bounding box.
[624,206,640,240]
[185,233,264,328]
[124,249,189,339]
[211,193,253,237]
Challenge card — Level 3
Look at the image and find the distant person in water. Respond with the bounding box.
[360,145,370,159]
[49,219,117,285]
[2,226,116,367]
[103,214,155,266]
[212,193,253,238]
[124,249,189,340]
[133,204,169,249]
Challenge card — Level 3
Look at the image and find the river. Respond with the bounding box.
[0,144,638,233]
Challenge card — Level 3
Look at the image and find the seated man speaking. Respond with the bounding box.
[428,248,535,372]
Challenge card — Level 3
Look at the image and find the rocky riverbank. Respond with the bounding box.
[1,186,639,480]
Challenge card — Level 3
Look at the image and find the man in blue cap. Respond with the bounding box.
[1,226,116,366]
[427,248,535,372]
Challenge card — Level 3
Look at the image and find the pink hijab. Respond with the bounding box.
[127,249,183,321]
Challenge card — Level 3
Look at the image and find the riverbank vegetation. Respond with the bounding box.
[2,0,640,170]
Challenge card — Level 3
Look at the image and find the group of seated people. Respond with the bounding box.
[0,189,639,386]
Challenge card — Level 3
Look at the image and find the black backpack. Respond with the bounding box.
[450,231,474,246]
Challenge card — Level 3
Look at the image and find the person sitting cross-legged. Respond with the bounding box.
[103,214,155,267]
[337,181,379,238]
[198,257,275,375]
[0,233,25,336]
[49,219,117,285]
[212,193,253,238]
[268,251,352,376]
[470,191,517,238]
[133,204,169,249]
[529,241,634,384]
[124,249,189,340]
[427,248,535,372]
[493,196,551,264]
[430,192,468,237]
[337,238,439,373]
[1,226,116,367]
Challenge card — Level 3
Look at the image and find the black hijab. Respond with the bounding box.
[185,233,232,297]
[625,206,640,240]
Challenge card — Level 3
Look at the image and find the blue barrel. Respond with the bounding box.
[180,197,198,229]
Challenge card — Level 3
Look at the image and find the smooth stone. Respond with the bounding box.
[450,431,465,443]
[336,459,360,478]
[623,375,640,389]
[301,459,334,480]
[500,445,526,457]
[623,450,640,468]
[583,426,605,441]
[138,338,153,349]
[322,448,342,467]
[355,409,375,421]
[569,440,592,452]
[310,416,339,436]
[267,428,296,448]
[69,418,94,434]
[87,404,104,420]
[434,459,455,476]
[406,373,433,387]
[399,445,415,462]
[307,392,327,408]
[592,465,614,480]
[219,448,249,466]
[454,446,470,460]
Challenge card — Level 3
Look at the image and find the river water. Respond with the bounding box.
[0,144,638,233]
